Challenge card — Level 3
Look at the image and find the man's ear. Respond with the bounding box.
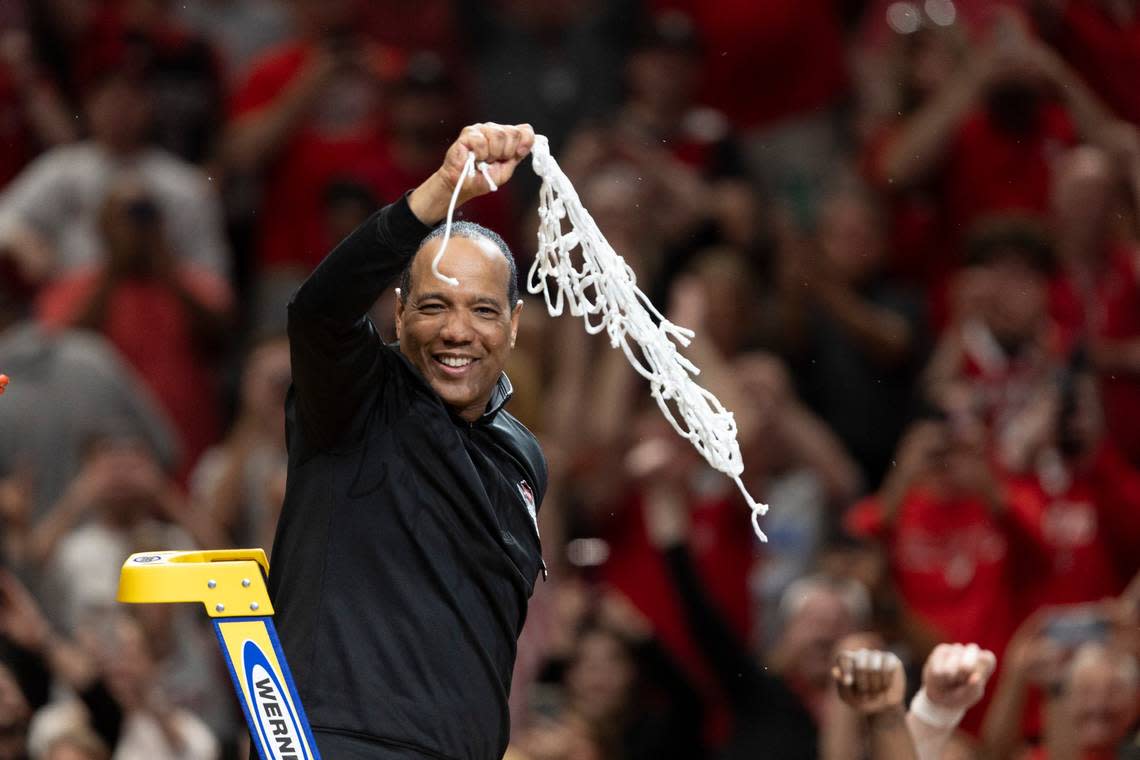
[394,288,405,339]
[509,299,523,348]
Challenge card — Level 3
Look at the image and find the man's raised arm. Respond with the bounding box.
[286,123,535,450]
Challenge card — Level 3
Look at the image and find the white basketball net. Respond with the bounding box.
[434,136,768,541]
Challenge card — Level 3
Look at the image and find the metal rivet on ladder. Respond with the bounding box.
[208,580,217,589]
[250,602,260,611]
[215,603,225,612]
[242,579,251,588]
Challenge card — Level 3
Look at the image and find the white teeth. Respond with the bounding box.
[438,356,472,368]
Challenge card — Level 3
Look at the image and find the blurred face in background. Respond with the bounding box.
[241,336,291,441]
[779,588,856,690]
[85,75,153,154]
[979,251,1048,352]
[1051,147,1114,250]
[83,436,165,525]
[691,251,755,357]
[627,46,698,114]
[565,628,636,724]
[819,193,885,286]
[580,165,652,257]
[899,27,963,109]
[388,88,456,162]
[1069,645,1140,751]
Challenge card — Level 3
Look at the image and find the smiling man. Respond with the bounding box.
[268,123,545,760]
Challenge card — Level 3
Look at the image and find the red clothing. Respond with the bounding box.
[1052,243,1140,462]
[37,268,231,473]
[600,489,755,742]
[650,0,847,128]
[360,0,459,58]
[231,42,397,272]
[1050,1,1140,125]
[846,490,1019,657]
[863,125,952,323]
[944,103,1076,238]
[1003,447,1138,613]
[846,488,1034,733]
[866,103,1075,329]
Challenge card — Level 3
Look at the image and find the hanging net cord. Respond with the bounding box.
[431,139,769,541]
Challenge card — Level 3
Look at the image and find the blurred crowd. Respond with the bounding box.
[1,0,1140,758]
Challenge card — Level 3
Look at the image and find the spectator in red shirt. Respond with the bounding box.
[1050,146,1140,463]
[845,414,1022,668]
[224,0,399,277]
[37,174,233,477]
[924,218,1063,437]
[867,11,1114,327]
[999,350,1140,612]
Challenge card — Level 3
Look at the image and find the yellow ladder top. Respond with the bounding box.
[117,549,274,618]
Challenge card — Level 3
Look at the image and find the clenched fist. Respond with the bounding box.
[920,643,996,712]
[833,648,906,715]
[410,122,536,225]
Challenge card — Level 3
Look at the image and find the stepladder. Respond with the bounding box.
[117,549,322,760]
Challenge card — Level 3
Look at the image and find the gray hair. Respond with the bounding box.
[400,221,519,305]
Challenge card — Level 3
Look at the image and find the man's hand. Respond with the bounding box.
[833,648,906,715]
[410,123,536,225]
[921,643,997,712]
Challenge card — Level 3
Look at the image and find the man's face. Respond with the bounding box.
[396,236,521,422]
[85,77,152,152]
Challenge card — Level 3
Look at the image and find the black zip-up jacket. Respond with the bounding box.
[269,194,547,760]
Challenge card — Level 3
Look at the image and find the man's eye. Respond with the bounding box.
[419,303,444,313]
[476,307,499,316]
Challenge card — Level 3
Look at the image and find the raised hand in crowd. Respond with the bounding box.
[981,607,1079,759]
[908,643,996,760]
[828,640,918,760]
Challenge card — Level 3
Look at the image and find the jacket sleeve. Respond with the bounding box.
[286,193,431,451]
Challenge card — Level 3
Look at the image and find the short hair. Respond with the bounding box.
[400,221,519,305]
[965,215,1055,274]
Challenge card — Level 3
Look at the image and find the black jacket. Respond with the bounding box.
[269,195,547,760]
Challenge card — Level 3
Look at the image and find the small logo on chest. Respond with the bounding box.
[518,480,538,535]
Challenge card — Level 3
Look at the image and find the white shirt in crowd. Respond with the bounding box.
[0,142,229,276]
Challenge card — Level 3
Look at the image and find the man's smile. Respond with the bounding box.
[433,352,480,377]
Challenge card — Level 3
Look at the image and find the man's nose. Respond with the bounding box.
[439,309,474,343]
